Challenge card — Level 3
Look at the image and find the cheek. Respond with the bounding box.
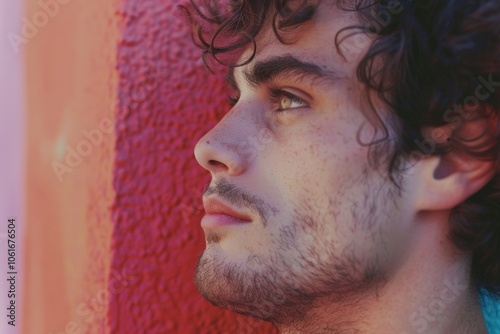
[278,122,369,194]
[265,121,372,232]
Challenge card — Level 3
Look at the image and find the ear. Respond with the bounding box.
[413,150,495,212]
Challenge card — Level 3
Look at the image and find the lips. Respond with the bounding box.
[201,197,252,228]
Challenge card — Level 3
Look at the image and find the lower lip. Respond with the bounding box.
[201,214,251,228]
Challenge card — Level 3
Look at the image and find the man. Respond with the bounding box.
[187,0,500,333]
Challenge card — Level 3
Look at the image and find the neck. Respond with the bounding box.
[277,211,488,334]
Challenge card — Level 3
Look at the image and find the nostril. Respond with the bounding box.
[208,160,225,168]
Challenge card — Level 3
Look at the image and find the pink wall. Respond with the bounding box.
[22,0,118,333]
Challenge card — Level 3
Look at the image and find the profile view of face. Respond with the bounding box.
[191,1,496,333]
[194,0,408,319]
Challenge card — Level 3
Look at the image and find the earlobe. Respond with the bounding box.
[413,152,495,212]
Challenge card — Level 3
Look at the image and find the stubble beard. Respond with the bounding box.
[194,166,400,329]
[194,192,392,326]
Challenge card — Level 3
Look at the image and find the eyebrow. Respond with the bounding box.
[226,55,342,91]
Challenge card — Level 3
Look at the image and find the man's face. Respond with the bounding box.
[193,3,416,322]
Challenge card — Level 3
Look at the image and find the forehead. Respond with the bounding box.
[233,2,371,85]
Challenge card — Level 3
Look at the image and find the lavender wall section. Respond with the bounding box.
[0,1,24,333]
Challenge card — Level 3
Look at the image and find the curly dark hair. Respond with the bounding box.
[183,0,500,297]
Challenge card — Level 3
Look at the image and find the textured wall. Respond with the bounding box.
[19,0,500,332]
[108,1,500,333]
[109,0,276,332]
[20,0,276,331]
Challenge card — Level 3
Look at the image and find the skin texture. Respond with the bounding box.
[193,3,493,333]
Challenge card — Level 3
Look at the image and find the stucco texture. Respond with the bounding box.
[109,0,277,333]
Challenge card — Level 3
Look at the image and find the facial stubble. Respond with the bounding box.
[194,176,395,326]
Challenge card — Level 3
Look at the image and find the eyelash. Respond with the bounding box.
[227,89,306,113]
[268,89,306,112]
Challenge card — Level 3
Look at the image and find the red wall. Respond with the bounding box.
[109,0,277,333]
[23,0,278,331]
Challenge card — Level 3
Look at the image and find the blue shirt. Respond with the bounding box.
[480,289,500,334]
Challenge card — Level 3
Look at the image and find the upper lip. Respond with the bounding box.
[203,197,252,221]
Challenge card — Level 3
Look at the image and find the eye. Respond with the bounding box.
[270,89,308,112]
[279,93,305,110]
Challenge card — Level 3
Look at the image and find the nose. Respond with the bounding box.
[194,116,249,176]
